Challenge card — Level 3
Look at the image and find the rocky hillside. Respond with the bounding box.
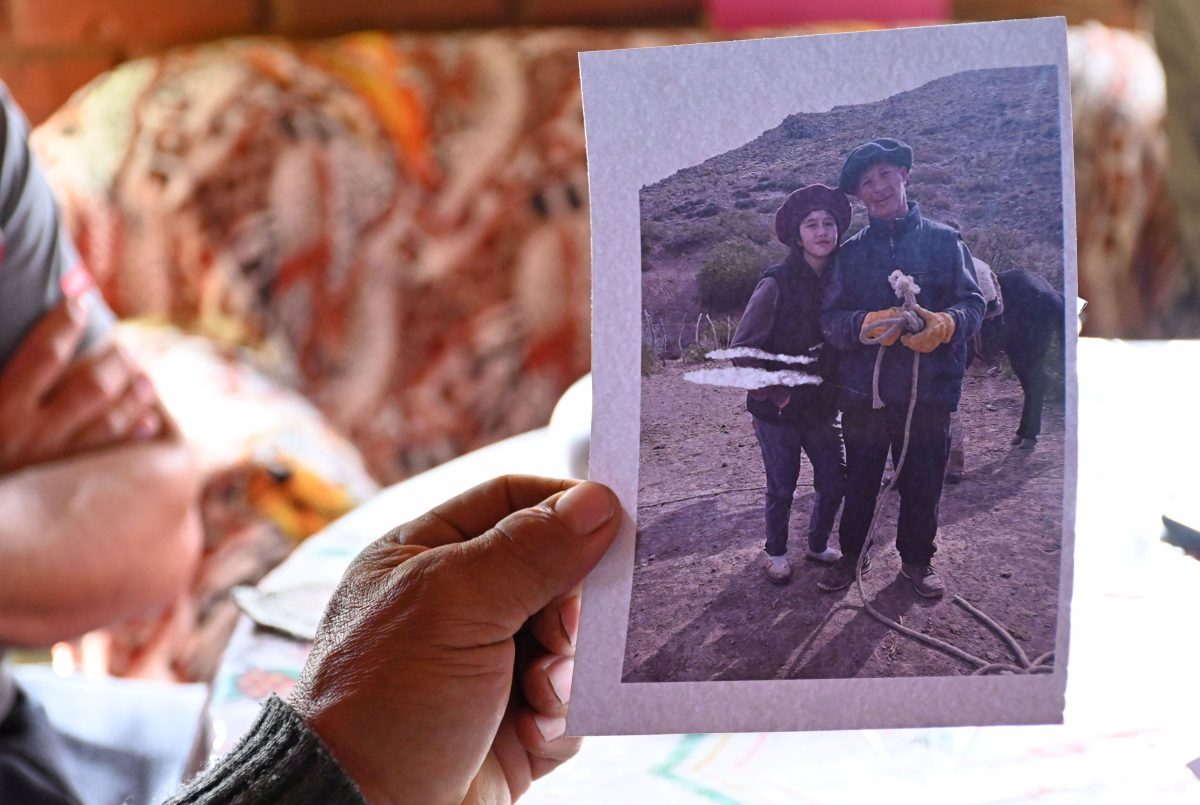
[639,65,1065,336]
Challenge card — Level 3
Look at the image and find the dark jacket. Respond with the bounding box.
[820,203,984,411]
[730,248,836,423]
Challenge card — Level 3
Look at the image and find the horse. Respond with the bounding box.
[947,267,1065,483]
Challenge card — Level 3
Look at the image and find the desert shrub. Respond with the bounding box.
[1018,240,1064,288]
[682,343,711,364]
[641,220,667,259]
[663,217,726,255]
[965,227,1028,273]
[697,241,766,311]
[716,209,772,246]
[641,340,662,376]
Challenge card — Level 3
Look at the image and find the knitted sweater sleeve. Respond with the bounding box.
[165,696,366,805]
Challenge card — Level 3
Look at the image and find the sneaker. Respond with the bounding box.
[900,562,945,598]
[764,554,792,585]
[805,546,843,565]
[816,553,870,592]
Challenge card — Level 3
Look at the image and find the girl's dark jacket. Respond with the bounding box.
[730,247,837,424]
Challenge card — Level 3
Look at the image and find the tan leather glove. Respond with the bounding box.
[901,306,956,353]
[860,307,906,346]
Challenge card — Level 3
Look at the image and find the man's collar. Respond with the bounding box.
[867,201,921,236]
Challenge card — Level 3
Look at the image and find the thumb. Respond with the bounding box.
[446,481,618,638]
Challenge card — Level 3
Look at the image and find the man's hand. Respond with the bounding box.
[0,297,163,472]
[290,476,620,805]
[900,306,956,353]
[860,307,905,346]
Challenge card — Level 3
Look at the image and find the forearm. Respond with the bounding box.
[0,433,202,645]
[820,265,868,351]
[820,308,867,351]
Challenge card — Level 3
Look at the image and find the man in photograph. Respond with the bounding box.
[817,138,984,598]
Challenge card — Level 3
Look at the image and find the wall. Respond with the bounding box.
[0,0,1145,125]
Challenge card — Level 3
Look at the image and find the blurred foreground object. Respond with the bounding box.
[1155,0,1200,328]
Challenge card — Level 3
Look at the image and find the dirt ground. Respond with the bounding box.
[623,359,1065,681]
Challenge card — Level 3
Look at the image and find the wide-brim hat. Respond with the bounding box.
[837,137,913,196]
[774,183,852,247]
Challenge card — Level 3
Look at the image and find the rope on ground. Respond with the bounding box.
[640,485,765,509]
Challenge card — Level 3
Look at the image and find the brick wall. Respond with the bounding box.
[0,0,1144,125]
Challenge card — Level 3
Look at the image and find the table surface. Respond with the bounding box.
[207,338,1200,803]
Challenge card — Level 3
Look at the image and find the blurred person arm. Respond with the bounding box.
[0,85,201,645]
[0,429,202,645]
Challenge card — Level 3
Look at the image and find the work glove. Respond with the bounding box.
[860,307,906,346]
[900,306,956,353]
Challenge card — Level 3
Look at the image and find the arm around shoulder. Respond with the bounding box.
[820,259,868,350]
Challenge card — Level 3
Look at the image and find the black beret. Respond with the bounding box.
[774,183,852,247]
[837,138,913,196]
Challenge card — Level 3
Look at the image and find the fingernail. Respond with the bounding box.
[534,714,566,742]
[547,659,573,704]
[559,596,580,648]
[553,482,613,536]
[67,297,85,320]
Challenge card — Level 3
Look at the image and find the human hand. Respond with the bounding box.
[860,307,906,346]
[900,306,956,354]
[289,476,620,804]
[0,298,163,472]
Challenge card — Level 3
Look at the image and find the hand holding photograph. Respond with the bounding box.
[572,17,1077,735]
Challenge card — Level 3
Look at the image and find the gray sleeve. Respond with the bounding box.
[0,83,113,373]
[165,696,366,805]
[730,277,778,363]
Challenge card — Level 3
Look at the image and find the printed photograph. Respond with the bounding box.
[574,18,1076,734]
[626,67,1068,682]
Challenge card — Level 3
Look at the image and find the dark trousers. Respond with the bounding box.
[837,403,951,565]
[753,414,846,556]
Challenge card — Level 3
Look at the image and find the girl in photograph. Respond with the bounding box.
[730,184,850,584]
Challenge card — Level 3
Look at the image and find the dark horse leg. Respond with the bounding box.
[1012,355,1047,447]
